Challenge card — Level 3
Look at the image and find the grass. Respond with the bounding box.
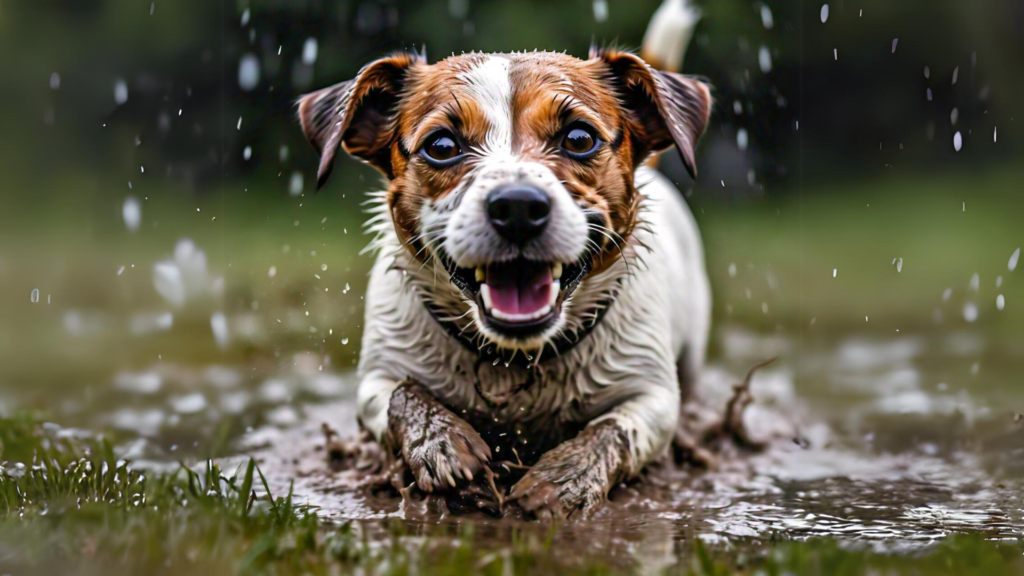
[1,414,1023,575]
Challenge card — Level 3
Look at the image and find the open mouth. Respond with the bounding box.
[445,257,590,339]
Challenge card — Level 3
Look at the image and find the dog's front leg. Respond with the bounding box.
[508,386,678,519]
[359,376,491,492]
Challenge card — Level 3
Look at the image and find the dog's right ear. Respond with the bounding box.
[298,51,424,189]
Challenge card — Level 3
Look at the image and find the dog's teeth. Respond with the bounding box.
[549,280,560,307]
[551,262,563,280]
[490,304,552,323]
[475,266,485,282]
[479,284,493,311]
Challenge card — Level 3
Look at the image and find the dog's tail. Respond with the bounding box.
[640,0,702,74]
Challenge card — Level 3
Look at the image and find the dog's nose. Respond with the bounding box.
[486,184,551,245]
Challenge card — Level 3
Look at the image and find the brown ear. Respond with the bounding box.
[593,48,711,178]
[297,51,424,189]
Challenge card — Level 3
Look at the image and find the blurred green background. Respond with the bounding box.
[0,0,1021,451]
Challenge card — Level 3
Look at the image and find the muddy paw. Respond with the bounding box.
[387,381,491,493]
[508,421,630,520]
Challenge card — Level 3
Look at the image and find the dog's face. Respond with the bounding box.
[300,50,710,352]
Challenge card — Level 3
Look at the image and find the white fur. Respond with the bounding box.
[357,167,710,474]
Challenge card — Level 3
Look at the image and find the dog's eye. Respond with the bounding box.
[421,131,463,166]
[561,125,599,158]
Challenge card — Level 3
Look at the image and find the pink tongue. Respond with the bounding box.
[487,266,552,316]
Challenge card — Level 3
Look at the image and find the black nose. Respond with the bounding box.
[486,184,551,245]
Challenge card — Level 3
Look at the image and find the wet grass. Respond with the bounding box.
[2,414,1023,575]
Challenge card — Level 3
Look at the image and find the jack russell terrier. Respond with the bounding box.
[299,0,710,519]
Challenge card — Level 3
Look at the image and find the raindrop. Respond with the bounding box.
[891,38,898,53]
[150,2,155,15]
[288,172,304,196]
[820,4,829,23]
[240,8,250,26]
[963,302,978,323]
[211,313,229,349]
[321,264,328,271]
[759,4,773,29]
[736,128,748,151]
[237,116,242,130]
[1009,248,1020,272]
[243,146,252,161]
[758,45,772,73]
[950,108,958,125]
[238,54,261,91]
[593,0,608,23]
[953,131,962,152]
[728,263,737,278]
[449,0,469,19]
[114,79,129,105]
[30,288,40,303]
[49,72,61,90]
[832,268,838,278]
[926,88,932,101]
[279,145,289,162]
[993,126,997,143]
[996,294,1005,311]
[733,100,742,115]
[969,272,980,291]
[301,37,319,66]
[833,48,838,61]
[268,266,277,278]
[924,65,930,79]
[123,196,142,232]
[341,338,349,345]
[951,66,959,85]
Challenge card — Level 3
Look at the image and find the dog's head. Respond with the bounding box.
[299,49,710,352]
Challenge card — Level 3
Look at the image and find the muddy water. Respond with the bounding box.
[3,297,1022,569]
[238,326,1024,568]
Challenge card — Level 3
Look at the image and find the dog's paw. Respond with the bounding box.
[388,381,491,493]
[508,421,630,520]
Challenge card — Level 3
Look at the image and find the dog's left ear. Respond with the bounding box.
[298,50,425,189]
[592,48,711,177]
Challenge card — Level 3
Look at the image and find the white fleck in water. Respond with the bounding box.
[279,145,289,162]
[953,131,962,152]
[728,263,737,278]
[321,264,328,271]
[343,283,351,294]
[951,66,959,85]
[240,7,250,26]
[150,2,155,15]
[171,392,207,414]
[963,303,978,323]
[996,275,1003,288]
[758,45,772,73]
[49,72,61,90]
[834,48,838,61]
[720,180,725,187]
[736,128,748,151]
[237,116,243,130]
[924,65,930,79]
[747,169,756,185]
[243,146,252,161]
[832,268,837,278]
[895,257,903,273]
[891,38,898,53]
[926,88,932,101]
[123,196,142,232]
[114,79,129,105]
[30,288,40,303]
[969,273,980,291]
[820,4,829,23]
[996,294,1005,311]
[210,313,229,349]
[238,53,260,91]
[760,4,774,29]
[950,108,958,125]
[733,100,742,115]
[118,265,126,276]
[593,0,608,23]
[942,287,952,302]
[761,302,769,314]
[268,266,277,278]
[993,127,997,142]
[288,171,304,196]
[1009,248,1020,272]
[341,338,349,345]
[302,37,319,66]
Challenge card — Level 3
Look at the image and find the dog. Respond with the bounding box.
[298,3,710,519]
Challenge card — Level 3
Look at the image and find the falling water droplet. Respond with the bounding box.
[953,131,962,152]
[30,289,40,303]
[820,4,829,23]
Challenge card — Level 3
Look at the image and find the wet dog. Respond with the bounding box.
[299,17,711,518]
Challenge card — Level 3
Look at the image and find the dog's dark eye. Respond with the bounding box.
[561,125,599,158]
[421,131,463,166]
